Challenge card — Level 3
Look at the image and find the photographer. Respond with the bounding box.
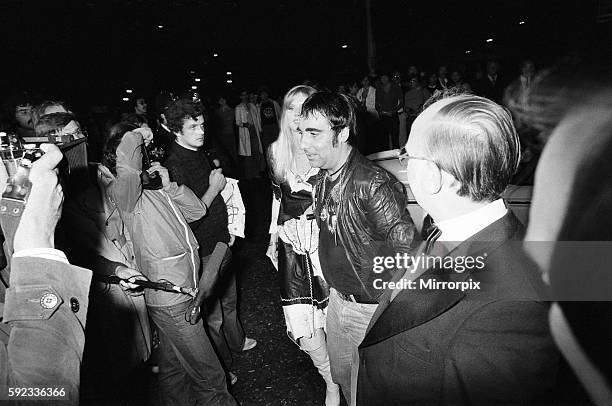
[100,123,237,405]
[0,144,92,404]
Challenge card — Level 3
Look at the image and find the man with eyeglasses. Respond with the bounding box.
[357,94,558,405]
[34,112,86,143]
[164,98,256,387]
[298,91,417,405]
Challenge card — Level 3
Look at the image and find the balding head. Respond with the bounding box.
[406,95,519,203]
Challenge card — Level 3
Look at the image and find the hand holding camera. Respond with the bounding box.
[0,144,64,252]
[148,162,170,188]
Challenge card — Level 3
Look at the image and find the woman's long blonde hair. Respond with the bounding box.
[268,85,316,182]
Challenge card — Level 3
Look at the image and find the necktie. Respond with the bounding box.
[424,224,442,255]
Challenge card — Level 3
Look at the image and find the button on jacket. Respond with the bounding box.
[1,255,92,404]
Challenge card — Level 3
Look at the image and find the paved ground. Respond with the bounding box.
[227,177,337,405]
[87,177,340,405]
[229,238,327,405]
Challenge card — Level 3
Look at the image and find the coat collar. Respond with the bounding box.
[360,211,523,348]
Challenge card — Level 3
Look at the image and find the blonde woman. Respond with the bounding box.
[267,85,340,406]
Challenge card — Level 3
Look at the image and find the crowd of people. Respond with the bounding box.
[0,52,611,406]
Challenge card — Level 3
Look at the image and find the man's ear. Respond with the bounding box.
[422,162,443,195]
[440,170,461,194]
[338,127,350,144]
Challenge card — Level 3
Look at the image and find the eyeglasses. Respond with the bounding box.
[62,127,87,140]
[397,146,437,167]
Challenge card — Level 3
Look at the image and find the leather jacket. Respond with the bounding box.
[314,149,418,300]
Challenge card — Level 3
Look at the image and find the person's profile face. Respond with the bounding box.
[177,115,205,149]
[487,62,499,75]
[135,98,147,115]
[285,93,308,133]
[240,92,249,103]
[403,100,447,208]
[299,112,344,170]
[521,61,535,77]
[60,120,85,139]
[15,104,33,129]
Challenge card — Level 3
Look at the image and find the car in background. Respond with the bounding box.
[367,150,532,233]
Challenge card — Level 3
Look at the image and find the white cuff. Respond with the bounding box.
[13,248,69,264]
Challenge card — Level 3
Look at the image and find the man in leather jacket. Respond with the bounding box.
[298,91,417,404]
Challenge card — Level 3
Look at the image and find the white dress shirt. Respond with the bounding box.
[436,198,508,242]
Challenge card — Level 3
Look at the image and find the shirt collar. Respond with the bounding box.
[435,198,508,242]
[172,140,201,156]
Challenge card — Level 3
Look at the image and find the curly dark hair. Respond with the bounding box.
[164,98,205,134]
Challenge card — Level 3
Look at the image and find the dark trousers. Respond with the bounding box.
[261,123,279,155]
[204,249,246,369]
[149,300,237,406]
[379,114,400,150]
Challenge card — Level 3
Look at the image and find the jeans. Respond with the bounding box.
[204,249,246,369]
[148,300,237,406]
[326,288,378,405]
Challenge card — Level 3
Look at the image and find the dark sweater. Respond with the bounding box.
[165,142,229,256]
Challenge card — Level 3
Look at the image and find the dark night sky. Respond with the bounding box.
[0,0,609,109]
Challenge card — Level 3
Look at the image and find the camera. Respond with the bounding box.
[0,132,45,203]
[141,142,163,190]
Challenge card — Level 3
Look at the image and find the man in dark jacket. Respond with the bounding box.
[298,91,417,404]
[476,60,507,103]
[163,99,256,384]
[357,94,558,405]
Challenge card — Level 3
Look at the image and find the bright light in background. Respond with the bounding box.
[486,38,493,43]
[158,25,164,29]
[341,44,348,49]
[126,89,133,93]
[465,50,471,54]
[195,78,201,82]
[519,20,525,25]
[226,79,233,84]
[213,53,219,57]
[190,70,195,74]
[191,85,198,90]
[122,97,129,102]
[226,71,232,75]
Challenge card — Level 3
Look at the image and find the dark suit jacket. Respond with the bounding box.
[476,75,506,103]
[357,212,558,405]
